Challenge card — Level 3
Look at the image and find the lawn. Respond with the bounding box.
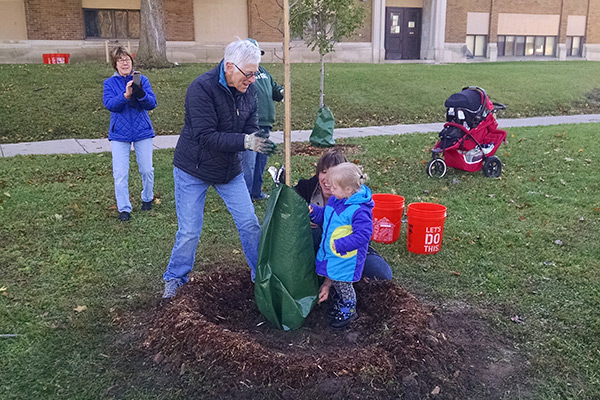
[1,121,599,399]
[1,61,600,143]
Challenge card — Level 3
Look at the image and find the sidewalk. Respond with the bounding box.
[2,114,600,158]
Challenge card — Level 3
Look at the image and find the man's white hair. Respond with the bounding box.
[224,39,261,66]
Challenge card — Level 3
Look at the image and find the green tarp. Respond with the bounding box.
[309,106,335,148]
[254,184,319,331]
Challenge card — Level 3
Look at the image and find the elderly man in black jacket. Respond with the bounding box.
[162,39,276,299]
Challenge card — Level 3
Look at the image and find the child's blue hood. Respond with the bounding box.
[345,185,373,207]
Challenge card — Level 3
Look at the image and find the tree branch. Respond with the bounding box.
[254,3,284,35]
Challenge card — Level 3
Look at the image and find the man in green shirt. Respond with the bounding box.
[242,39,284,200]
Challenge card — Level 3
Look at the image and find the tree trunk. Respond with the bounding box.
[136,0,171,68]
[319,54,325,109]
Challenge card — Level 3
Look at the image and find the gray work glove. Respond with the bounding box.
[244,131,277,155]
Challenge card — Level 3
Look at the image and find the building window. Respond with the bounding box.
[84,9,140,39]
[566,36,584,57]
[466,35,487,57]
[498,35,556,57]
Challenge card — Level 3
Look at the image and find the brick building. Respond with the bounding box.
[1,0,598,63]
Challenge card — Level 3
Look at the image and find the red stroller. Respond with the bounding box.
[427,86,507,178]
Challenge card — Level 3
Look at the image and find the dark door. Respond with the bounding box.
[384,7,422,60]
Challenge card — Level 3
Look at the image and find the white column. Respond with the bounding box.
[432,0,447,62]
[371,0,386,63]
[558,43,568,60]
[488,42,498,61]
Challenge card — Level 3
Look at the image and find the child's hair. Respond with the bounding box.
[326,162,366,193]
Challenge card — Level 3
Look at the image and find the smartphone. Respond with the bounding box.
[133,71,141,86]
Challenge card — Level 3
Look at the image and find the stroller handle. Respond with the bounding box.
[492,102,506,111]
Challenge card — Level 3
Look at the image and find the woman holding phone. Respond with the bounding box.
[103,46,157,221]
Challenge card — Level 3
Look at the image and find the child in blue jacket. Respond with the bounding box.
[309,162,374,329]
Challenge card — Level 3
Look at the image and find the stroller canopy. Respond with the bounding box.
[444,89,484,113]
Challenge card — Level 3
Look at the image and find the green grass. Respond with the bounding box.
[1,61,600,143]
[1,123,599,399]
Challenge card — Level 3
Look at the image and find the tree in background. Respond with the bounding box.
[136,0,171,68]
[290,0,365,108]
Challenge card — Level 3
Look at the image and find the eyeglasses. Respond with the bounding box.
[117,58,131,64]
[233,63,259,79]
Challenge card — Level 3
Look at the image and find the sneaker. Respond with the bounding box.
[252,193,269,201]
[326,289,342,318]
[327,303,341,319]
[330,300,358,330]
[142,201,153,211]
[330,311,358,330]
[118,211,130,221]
[162,279,181,299]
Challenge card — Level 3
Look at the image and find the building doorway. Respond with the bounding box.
[384,7,422,60]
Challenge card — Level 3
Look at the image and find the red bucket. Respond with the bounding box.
[42,53,70,64]
[371,194,405,243]
[406,202,447,254]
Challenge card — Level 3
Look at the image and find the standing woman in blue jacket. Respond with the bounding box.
[103,46,157,221]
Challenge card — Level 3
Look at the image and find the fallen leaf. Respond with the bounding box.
[153,352,165,364]
[560,179,567,185]
[519,217,526,221]
[431,386,441,395]
[3,192,10,197]
[0,286,7,292]
[73,305,87,313]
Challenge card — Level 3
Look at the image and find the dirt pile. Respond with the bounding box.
[143,268,528,399]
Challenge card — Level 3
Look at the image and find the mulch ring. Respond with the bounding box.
[291,142,363,157]
[143,268,529,400]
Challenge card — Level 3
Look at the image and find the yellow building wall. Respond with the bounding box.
[81,0,140,9]
[386,0,423,7]
[0,0,27,40]
[194,0,247,43]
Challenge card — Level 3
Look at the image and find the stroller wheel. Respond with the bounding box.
[427,158,447,178]
[482,156,502,178]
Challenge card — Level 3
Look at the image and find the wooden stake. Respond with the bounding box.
[283,0,291,186]
[105,40,109,63]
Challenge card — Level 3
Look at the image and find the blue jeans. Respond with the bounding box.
[110,138,154,213]
[163,167,261,283]
[242,126,270,199]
